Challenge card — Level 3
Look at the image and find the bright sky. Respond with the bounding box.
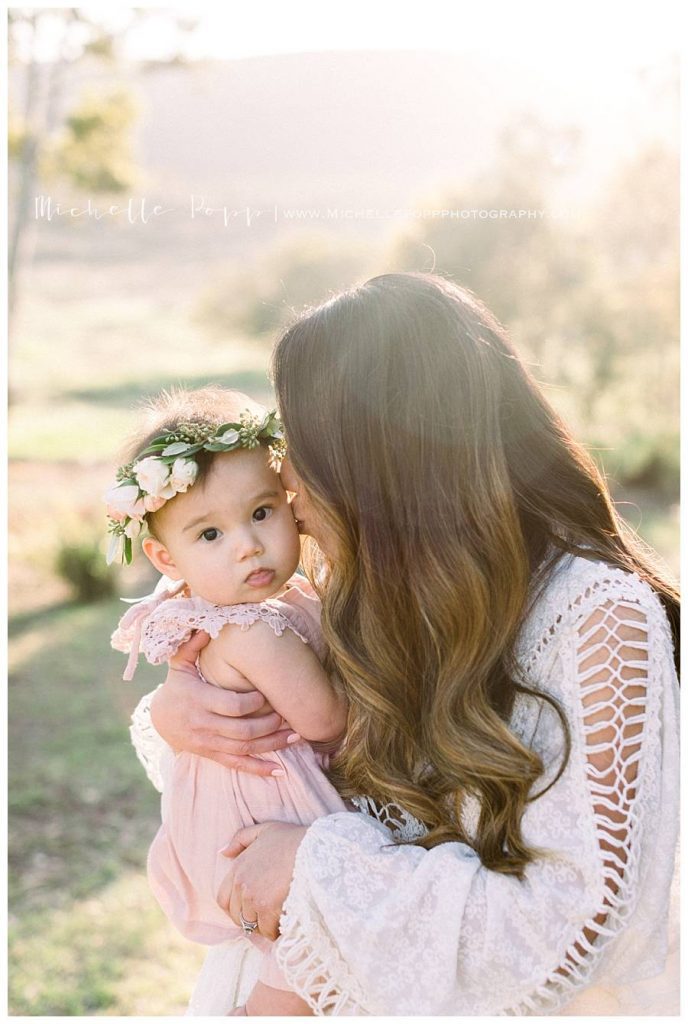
[147,1,678,68]
[15,0,681,73]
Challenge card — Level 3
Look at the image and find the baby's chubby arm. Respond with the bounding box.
[201,622,348,744]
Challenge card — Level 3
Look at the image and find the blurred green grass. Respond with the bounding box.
[9,291,274,461]
[8,599,205,1015]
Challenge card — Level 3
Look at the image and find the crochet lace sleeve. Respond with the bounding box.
[129,686,168,793]
[274,568,679,1015]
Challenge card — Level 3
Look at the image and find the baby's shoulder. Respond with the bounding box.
[155,593,310,643]
[265,575,326,660]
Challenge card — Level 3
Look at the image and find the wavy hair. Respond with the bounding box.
[271,272,679,877]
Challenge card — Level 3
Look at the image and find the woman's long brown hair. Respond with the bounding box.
[271,272,679,878]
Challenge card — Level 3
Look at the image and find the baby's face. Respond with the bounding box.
[148,447,301,605]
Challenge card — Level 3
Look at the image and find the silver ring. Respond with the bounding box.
[240,910,258,936]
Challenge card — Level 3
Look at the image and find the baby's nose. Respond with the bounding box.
[235,529,264,559]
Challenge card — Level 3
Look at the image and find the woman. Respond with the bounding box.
[132,273,679,1015]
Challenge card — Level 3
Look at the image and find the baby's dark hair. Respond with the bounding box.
[120,385,269,539]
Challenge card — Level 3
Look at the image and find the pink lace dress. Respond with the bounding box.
[112,573,349,993]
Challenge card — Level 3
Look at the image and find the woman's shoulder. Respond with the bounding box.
[510,548,678,765]
[516,548,673,674]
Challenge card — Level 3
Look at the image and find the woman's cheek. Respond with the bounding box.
[288,515,303,560]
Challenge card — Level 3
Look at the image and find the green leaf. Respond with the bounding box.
[137,444,168,458]
[178,443,205,457]
[161,442,191,457]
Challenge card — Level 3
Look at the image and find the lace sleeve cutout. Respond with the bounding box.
[553,597,649,982]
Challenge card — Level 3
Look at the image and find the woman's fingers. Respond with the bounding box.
[227,879,243,928]
[224,866,259,929]
[216,862,234,917]
[218,826,270,932]
[221,824,266,859]
[167,630,211,670]
[208,705,287,739]
[205,686,268,720]
[218,823,301,942]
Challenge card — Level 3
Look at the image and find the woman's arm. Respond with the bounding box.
[219,579,679,1014]
[206,621,348,743]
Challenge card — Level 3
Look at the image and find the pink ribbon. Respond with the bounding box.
[118,580,186,680]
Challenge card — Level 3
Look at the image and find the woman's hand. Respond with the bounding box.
[217,822,309,940]
[150,632,300,778]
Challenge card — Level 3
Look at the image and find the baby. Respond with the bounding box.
[106,386,349,1015]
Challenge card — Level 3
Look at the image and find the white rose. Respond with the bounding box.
[143,493,167,513]
[104,484,145,522]
[134,457,175,498]
[169,458,198,493]
[124,518,142,540]
[217,428,240,446]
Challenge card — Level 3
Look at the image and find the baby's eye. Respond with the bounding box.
[199,527,221,542]
[252,506,273,523]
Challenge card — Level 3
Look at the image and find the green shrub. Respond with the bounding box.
[54,536,116,603]
[195,234,377,339]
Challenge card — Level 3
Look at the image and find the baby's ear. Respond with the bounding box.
[141,536,182,580]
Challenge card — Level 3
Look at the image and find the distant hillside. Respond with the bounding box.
[129,50,511,207]
[128,50,677,204]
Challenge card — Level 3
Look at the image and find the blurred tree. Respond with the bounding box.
[195,234,379,338]
[387,113,678,495]
[389,112,587,344]
[7,8,197,320]
[579,142,679,490]
[42,88,138,192]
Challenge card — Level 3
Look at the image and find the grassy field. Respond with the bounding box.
[8,598,206,1015]
[8,259,679,1015]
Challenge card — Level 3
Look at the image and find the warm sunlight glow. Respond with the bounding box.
[123,0,677,72]
[17,0,679,76]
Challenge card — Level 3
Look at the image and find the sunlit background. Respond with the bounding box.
[8,2,680,1014]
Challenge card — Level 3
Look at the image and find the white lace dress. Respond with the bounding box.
[130,553,680,1015]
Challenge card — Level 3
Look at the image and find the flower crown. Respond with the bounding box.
[104,409,286,565]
